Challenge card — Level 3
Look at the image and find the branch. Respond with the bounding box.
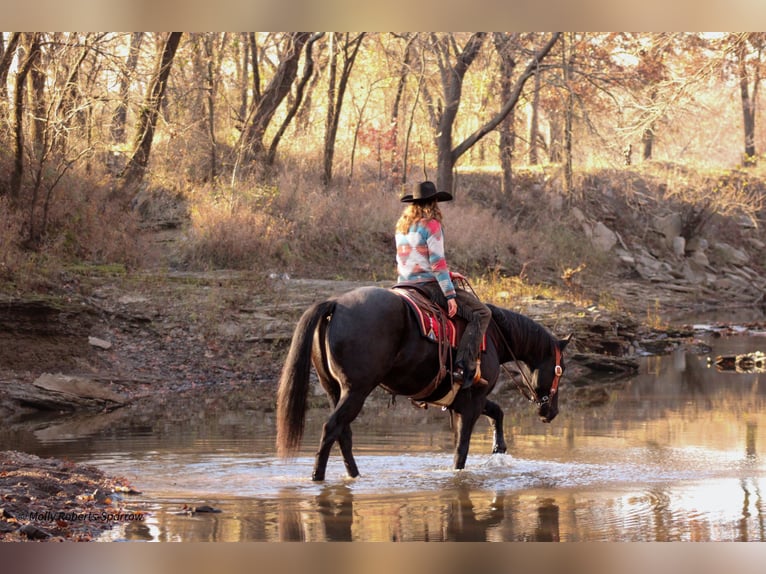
[451,32,560,162]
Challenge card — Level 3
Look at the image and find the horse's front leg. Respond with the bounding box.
[483,399,507,454]
[453,406,481,470]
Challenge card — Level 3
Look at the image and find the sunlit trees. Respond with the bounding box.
[0,31,764,213]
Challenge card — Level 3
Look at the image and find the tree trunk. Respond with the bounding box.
[737,38,758,166]
[562,33,574,195]
[0,32,20,103]
[323,34,338,186]
[432,33,487,194]
[233,32,310,182]
[29,35,47,162]
[9,33,42,201]
[322,33,365,187]
[641,126,654,160]
[111,32,143,145]
[493,33,519,199]
[268,33,323,166]
[529,68,541,165]
[118,32,182,197]
[203,34,218,181]
[390,35,417,184]
[549,115,563,163]
[237,32,249,127]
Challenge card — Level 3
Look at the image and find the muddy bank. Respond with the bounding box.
[0,450,144,542]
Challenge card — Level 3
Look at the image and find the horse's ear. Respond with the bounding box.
[559,333,573,350]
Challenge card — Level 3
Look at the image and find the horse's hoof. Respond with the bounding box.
[311,473,325,481]
[492,446,507,454]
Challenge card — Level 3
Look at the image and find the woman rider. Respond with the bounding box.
[395,181,491,389]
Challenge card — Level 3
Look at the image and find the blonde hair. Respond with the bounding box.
[395,201,443,234]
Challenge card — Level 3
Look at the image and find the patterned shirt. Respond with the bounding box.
[396,218,456,299]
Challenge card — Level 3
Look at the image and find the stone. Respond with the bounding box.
[654,213,682,245]
[33,373,127,404]
[88,336,112,350]
[672,236,686,257]
[591,222,618,252]
[711,241,749,265]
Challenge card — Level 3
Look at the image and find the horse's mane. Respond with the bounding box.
[486,303,555,359]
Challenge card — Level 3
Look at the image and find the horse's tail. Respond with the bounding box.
[276,299,336,458]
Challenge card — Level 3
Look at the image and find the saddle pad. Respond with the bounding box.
[391,287,456,346]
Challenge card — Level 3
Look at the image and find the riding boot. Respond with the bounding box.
[454,359,476,389]
[455,321,481,386]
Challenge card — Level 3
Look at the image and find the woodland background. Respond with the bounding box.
[1,32,765,296]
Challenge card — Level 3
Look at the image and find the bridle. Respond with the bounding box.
[499,336,564,407]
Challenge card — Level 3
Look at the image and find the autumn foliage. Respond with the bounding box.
[0,32,764,292]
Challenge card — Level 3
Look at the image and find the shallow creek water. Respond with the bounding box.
[5,319,766,541]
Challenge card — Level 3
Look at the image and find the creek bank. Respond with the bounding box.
[0,450,145,542]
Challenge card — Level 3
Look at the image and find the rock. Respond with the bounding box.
[3,374,128,413]
[88,336,112,350]
[711,241,749,265]
[672,236,686,257]
[591,222,618,252]
[19,523,52,540]
[654,213,682,246]
[680,261,707,284]
[569,352,639,374]
[686,236,708,253]
[690,250,709,267]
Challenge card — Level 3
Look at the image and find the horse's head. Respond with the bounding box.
[534,335,572,423]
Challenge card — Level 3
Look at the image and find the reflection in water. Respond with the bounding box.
[315,485,354,541]
[270,484,562,542]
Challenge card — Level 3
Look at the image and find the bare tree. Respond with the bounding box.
[233,32,311,182]
[0,32,21,104]
[390,33,417,184]
[493,33,519,198]
[447,33,560,195]
[268,33,324,166]
[9,33,42,201]
[321,32,365,186]
[422,33,486,193]
[111,32,144,145]
[733,33,765,167]
[118,32,182,197]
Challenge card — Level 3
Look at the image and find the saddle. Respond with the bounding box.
[391,281,486,407]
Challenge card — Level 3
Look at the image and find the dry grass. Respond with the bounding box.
[3,152,765,311]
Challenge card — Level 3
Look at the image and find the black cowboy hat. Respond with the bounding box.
[400,181,453,203]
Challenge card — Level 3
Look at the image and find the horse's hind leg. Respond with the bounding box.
[337,427,358,478]
[313,390,367,481]
[483,399,507,454]
[315,375,361,480]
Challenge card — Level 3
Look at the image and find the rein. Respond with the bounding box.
[492,309,563,406]
[450,273,563,406]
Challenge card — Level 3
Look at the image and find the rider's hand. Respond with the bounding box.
[447,298,457,317]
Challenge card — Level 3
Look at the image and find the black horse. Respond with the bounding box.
[276,286,570,481]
